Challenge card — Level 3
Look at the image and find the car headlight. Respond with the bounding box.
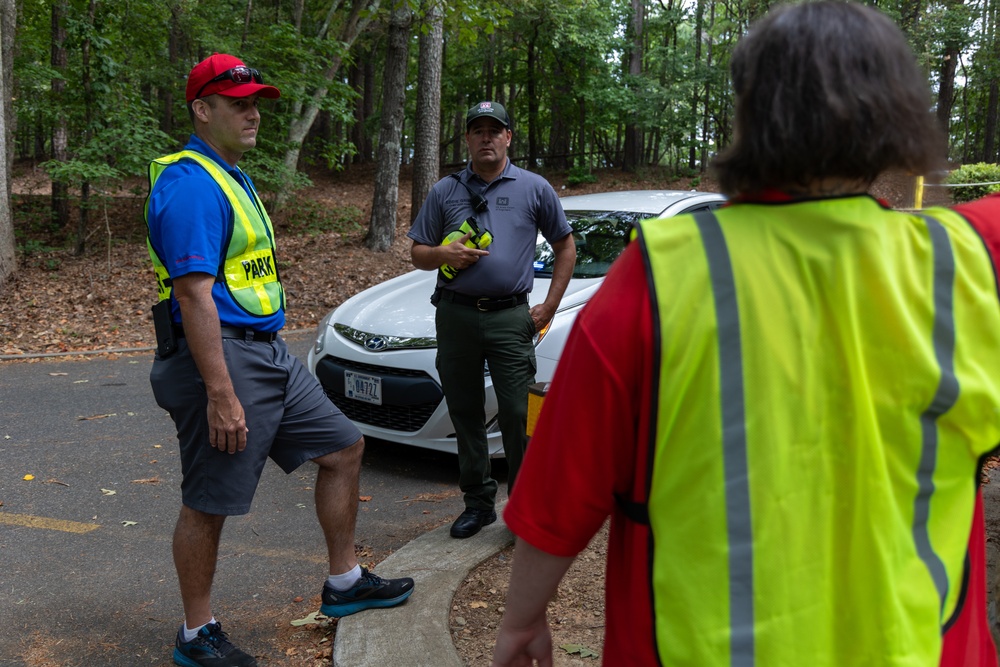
[314,311,336,355]
[533,319,552,347]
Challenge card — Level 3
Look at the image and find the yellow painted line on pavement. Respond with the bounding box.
[0,512,100,534]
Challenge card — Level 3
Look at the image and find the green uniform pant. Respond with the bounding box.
[435,299,537,510]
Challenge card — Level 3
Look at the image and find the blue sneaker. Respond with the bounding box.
[173,621,257,667]
[320,567,414,617]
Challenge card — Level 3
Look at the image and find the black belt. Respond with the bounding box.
[174,325,278,343]
[439,290,528,312]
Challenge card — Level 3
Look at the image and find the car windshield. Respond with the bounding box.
[533,209,657,278]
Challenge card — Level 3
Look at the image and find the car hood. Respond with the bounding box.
[331,269,599,339]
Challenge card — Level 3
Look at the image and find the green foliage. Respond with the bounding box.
[241,148,312,196]
[944,163,1000,203]
[40,158,121,186]
[566,165,598,186]
[12,0,991,204]
[16,238,55,257]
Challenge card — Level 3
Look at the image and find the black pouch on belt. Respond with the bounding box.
[151,300,178,358]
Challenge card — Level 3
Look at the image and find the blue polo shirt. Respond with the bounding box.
[146,135,285,332]
[408,161,571,297]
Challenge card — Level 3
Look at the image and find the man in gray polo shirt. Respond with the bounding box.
[408,101,576,538]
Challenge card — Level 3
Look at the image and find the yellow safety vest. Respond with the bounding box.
[634,197,1000,665]
[144,150,283,317]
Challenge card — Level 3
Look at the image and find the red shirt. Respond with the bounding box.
[504,195,1000,666]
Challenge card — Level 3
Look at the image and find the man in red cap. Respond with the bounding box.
[145,53,414,667]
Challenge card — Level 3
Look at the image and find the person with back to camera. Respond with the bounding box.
[490,3,1000,665]
[144,53,413,667]
[408,101,576,539]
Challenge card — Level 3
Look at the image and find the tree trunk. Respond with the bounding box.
[527,22,539,169]
[985,79,998,162]
[484,32,496,101]
[2,0,12,177]
[411,0,443,223]
[689,0,704,171]
[276,0,380,208]
[451,109,463,165]
[936,0,964,138]
[348,61,362,168]
[700,0,715,172]
[361,55,375,162]
[241,0,253,51]
[163,2,182,136]
[622,0,643,172]
[937,51,959,138]
[74,0,97,257]
[0,0,14,297]
[547,59,570,171]
[51,1,70,231]
[365,3,412,251]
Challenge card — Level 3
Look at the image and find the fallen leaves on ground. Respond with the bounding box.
[451,522,610,666]
[560,643,601,659]
[130,476,160,484]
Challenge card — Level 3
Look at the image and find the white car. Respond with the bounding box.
[307,190,727,456]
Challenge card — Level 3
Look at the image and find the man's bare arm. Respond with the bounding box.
[529,234,576,331]
[171,272,248,454]
[491,537,575,667]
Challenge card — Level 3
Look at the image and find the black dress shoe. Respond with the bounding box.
[450,507,497,538]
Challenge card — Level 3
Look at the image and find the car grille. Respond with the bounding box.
[316,356,442,433]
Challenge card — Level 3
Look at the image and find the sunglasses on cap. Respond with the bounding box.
[194,66,264,100]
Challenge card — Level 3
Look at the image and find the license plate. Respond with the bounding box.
[345,371,382,405]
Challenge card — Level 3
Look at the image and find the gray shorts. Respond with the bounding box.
[150,335,362,515]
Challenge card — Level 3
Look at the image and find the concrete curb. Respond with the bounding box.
[332,501,513,667]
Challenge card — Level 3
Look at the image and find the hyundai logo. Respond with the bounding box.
[364,336,388,351]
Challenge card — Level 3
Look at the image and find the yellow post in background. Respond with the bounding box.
[914,175,924,209]
[526,382,549,437]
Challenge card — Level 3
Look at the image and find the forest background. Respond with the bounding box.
[0,0,996,299]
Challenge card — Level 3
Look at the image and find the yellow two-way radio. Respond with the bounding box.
[438,217,494,282]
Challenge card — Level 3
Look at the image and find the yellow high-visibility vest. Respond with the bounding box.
[634,197,1000,665]
[144,150,283,317]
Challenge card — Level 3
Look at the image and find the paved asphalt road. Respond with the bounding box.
[0,331,484,666]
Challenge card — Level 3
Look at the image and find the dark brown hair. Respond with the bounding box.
[711,1,946,197]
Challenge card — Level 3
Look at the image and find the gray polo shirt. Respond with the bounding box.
[408,161,571,297]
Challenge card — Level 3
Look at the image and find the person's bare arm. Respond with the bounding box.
[490,537,575,667]
[529,234,576,331]
[410,234,489,271]
[171,272,248,454]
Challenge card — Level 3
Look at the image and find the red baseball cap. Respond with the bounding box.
[185,53,281,103]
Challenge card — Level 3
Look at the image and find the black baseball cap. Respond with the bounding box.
[466,101,511,129]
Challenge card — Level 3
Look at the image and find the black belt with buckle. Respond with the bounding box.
[439,290,528,312]
[174,325,278,343]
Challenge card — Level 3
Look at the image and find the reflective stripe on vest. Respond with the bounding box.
[144,150,283,317]
[635,199,1000,666]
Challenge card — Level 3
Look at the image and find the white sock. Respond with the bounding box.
[182,617,216,643]
[327,565,362,591]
